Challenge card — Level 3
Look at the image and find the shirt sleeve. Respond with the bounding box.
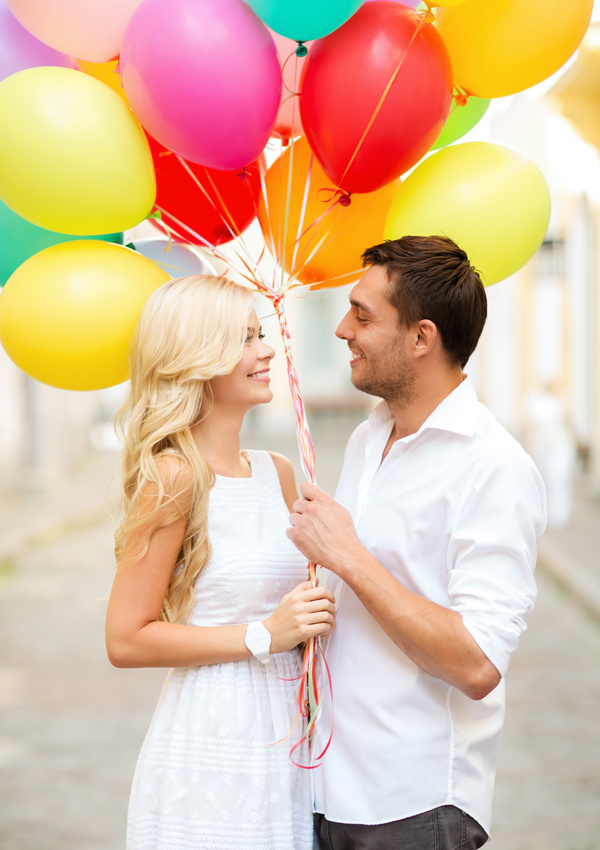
[447,448,547,678]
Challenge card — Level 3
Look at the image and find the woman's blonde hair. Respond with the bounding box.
[114,274,255,622]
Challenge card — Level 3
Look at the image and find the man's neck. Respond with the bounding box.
[387,369,465,442]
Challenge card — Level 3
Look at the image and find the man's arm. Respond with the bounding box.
[287,482,501,700]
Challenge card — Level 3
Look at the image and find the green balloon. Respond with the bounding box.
[431,96,491,152]
[247,0,363,42]
[0,199,122,286]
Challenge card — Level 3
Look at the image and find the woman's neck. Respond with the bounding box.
[191,411,250,478]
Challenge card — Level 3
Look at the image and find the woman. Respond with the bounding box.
[105,274,335,850]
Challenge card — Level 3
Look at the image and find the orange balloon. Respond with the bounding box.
[258,137,399,288]
[74,58,129,103]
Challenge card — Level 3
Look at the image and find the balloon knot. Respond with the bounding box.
[236,167,250,185]
[455,93,469,107]
[317,187,352,206]
[296,42,308,58]
[417,4,436,25]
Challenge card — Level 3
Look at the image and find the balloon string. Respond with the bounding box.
[149,207,271,291]
[291,149,314,272]
[257,153,281,288]
[280,136,297,293]
[337,11,427,189]
[174,154,245,247]
[288,638,334,769]
[281,49,302,97]
[272,292,315,483]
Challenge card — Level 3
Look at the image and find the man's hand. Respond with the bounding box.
[287,482,363,575]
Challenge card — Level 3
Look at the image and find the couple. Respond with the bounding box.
[105,235,546,850]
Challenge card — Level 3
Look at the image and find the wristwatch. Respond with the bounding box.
[245,621,272,664]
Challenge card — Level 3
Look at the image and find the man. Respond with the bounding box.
[287,236,546,849]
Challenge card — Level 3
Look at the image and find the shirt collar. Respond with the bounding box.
[368,376,480,441]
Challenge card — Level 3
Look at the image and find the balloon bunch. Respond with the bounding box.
[0,0,594,762]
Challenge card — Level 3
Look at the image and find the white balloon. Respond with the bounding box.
[129,238,217,278]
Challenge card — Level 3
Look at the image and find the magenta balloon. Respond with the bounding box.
[0,0,71,81]
[121,0,282,171]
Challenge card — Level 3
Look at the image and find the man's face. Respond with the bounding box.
[335,265,417,406]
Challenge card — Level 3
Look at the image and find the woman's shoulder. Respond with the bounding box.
[152,450,195,501]
[264,451,298,511]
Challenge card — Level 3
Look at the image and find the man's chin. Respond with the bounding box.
[350,374,378,398]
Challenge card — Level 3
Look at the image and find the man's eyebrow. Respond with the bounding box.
[349,297,375,315]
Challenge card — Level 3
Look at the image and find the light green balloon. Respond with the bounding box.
[431,96,491,151]
[0,199,122,286]
[246,0,364,42]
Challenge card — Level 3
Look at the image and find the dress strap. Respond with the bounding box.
[243,449,278,484]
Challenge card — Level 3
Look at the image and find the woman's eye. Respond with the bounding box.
[258,333,266,340]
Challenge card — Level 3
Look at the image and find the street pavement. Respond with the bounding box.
[0,424,599,849]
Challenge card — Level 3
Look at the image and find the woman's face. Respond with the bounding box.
[209,309,275,413]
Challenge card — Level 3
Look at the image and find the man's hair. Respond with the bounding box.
[362,235,487,368]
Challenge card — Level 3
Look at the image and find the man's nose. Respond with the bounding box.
[335,312,352,340]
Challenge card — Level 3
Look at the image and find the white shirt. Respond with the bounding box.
[313,378,546,834]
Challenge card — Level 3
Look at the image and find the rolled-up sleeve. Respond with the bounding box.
[447,451,547,677]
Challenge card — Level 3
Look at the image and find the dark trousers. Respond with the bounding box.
[314,805,489,850]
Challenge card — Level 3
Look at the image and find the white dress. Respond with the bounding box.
[127,450,314,850]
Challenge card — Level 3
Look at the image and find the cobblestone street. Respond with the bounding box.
[0,437,599,849]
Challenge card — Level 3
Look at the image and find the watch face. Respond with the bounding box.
[253,630,270,650]
[246,623,271,658]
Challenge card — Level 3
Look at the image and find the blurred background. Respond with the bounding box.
[1,3,600,849]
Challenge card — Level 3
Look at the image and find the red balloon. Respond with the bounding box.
[146,134,263,247]
[300,1,453,194]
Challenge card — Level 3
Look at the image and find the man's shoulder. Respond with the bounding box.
[471,402,539,477]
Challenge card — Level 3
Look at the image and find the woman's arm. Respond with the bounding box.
[106,457,335,669]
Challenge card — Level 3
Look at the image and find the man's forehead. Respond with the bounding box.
[349,267,391,311]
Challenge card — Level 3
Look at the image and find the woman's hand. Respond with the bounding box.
[263,580,336,654]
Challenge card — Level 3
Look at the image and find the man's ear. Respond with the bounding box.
[412,319,438,359]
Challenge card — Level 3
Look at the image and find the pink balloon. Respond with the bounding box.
[0,0,71,81]
[271,31,312,141]
[5,0,145,63]
[121,0,282,171]
[365,0,422,4]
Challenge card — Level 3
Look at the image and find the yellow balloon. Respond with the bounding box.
[384,142,551,286]
[73,58,129,104]
[0,66,156,234]
[437,0,594,98]
[258,137,398,288]
[0,240,170,390]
